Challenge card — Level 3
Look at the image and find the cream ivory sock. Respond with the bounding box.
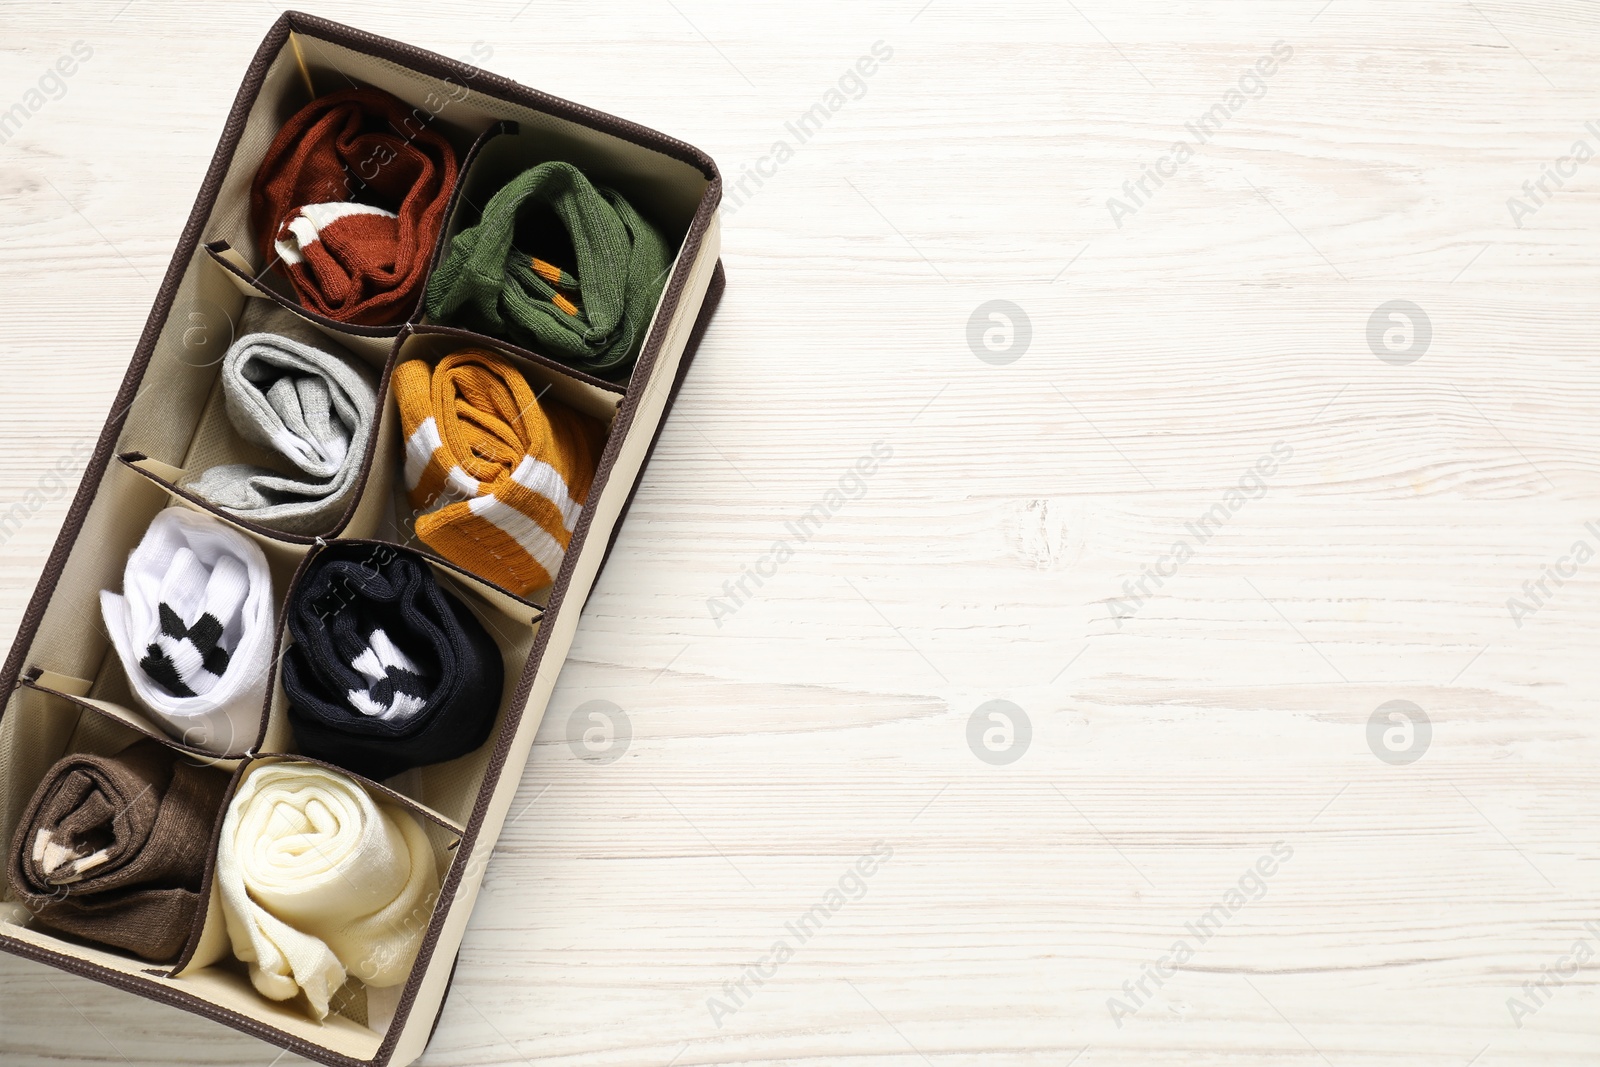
[216,761,439,1020]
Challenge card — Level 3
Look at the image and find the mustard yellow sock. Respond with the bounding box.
[393,349,607,594]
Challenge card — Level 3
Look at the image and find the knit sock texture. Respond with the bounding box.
[393,348,607,595]
[422,161,672,376]
[6,740,230,962]
[99,508,275,754]
[251,87,458,326]
[216,761,439,1020]
[282,543,505,781]
[180,301,377,535]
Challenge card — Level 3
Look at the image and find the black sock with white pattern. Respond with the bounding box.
[282,543,504,780]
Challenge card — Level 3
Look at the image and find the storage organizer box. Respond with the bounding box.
[0,12,722,1066]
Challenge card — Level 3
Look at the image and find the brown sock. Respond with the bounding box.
[6,740,230,962]
[250,88,459,326]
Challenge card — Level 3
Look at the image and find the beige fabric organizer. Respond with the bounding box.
[0,12,724,1066]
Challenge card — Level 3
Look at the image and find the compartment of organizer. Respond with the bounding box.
[259,538,540,826]
[119,271,401,541]
[163,754,462,1058]
[200,28,492,336]
[419,120,706,384]
[18,442,305,756]
[370,328,622,607]
[0,689,237,969]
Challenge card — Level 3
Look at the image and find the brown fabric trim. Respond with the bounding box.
[368,218,721,1065]
[589,261,726,601]
[0,932,370,1067]
[115,452,325,547]
[283,12,721,183]
[423,952,461,1053]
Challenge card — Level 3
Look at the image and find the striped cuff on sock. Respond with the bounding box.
[392,349,606,595]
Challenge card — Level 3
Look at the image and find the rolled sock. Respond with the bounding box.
[216,762,440,1020]
[283,543,505,781]
[250,87,458,326]
[423,161,672,376]
[274,202,399,269]
[99,508,274,754]
[6,740,230,962]
[392,348,607,594]
[180,301,377,535]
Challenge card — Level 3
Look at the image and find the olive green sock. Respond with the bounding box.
[423,161,672,377]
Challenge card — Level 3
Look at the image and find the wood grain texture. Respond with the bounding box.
[2,1,1599,1063]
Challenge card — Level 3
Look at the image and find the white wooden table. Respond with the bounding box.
[2,1,1597,1063]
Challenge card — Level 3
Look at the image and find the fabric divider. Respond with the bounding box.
[202,241,409,349]
[201,246,401,362]
[21,672,250,766]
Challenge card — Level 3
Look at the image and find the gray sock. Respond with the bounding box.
[182,302,377,535]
